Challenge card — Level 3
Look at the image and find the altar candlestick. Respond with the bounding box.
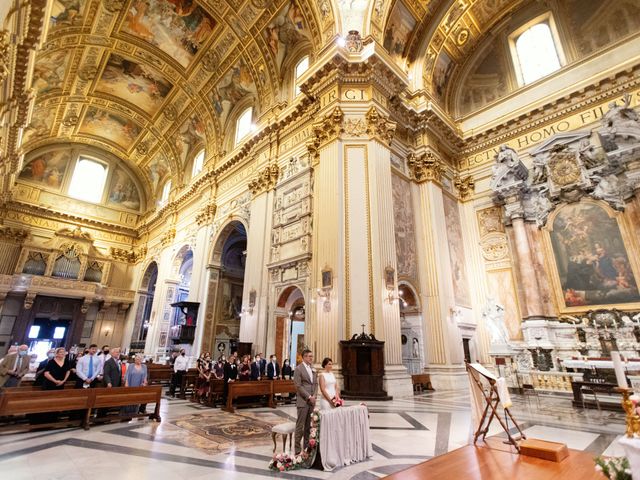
[611,351,628,388]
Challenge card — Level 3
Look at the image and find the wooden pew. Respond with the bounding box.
[0,386,162,433]
[0,389,92,432]
[412,374,433,392]
[272,379,297,405]
[147,366,174,386]
[207,379,225,407]
[179,368,198,399]
[224,380,274,413]
[89,386,162,425]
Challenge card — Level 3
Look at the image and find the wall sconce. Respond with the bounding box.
[104,327,111,337]
[385,266,406,306]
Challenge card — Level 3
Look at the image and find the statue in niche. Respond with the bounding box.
[412,337,419,359]
[578,138,603,169]
[482,297,510,345]
[602,92,640,139]
[531,156,547,184]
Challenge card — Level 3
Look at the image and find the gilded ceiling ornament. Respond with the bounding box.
[345,31,363,53]
[250,0,271,8]
[102,0,126,13]
[78,65,98,81]
[0,30,9,83]
[407,151,444,183]
[202,51,219,72]
[62,114,79,127]
[136,141,149,155]
[454,174,475,201]
[456,28,470,46]
[163,105,177,121]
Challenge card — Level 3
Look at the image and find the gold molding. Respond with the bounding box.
[454,174,475,201]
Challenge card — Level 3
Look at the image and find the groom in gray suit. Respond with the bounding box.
[293,349,318,454]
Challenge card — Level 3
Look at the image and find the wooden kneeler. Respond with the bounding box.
[467,362,525,452]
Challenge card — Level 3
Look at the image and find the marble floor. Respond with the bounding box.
[0,389,626,479]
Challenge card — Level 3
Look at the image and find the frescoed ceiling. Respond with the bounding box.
[22,0,335,198]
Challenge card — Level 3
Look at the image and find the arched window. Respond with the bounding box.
[192,149,205,178]
[511,19,562,85]
[235,107,253,146]
[159,179,171,207]
[68,158,107,203]
[294,56,309,97]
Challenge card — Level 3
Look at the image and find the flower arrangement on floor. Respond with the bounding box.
[268,408,321,472]
[594,456,632,480]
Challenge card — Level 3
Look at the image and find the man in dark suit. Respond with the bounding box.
[293,349,318,454]
[266,354,280,380]
[102,347,122,387]
[258,352,267,377]
[222,353,238,404]
[250,354,261,380]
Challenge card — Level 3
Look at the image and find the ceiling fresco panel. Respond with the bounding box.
[50,0,86,29]
[209,58,258,130]
[263,1,310,71]
[120,0,217,68]
[95,53,174,116]
[79,106,142,149]
[32,50,72,94]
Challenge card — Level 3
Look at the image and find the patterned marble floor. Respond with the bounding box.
[0,389,627,479]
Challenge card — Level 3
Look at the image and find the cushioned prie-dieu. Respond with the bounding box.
[272,422,296,434]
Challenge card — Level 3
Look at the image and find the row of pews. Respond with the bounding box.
[0,384,162,433]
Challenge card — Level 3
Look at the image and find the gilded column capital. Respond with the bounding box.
[454,174,475,201]
[407,151,444,183]
[366,106,396,145]
[0,226,29,243]
[306,107,345,164]
[160,228,176,246]
[248,163,280,196]
[110,247,146,264]
[196,202,217,226]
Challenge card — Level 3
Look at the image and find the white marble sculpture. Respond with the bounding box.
[482,296,511,349]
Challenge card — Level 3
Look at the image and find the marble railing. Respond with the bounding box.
[516,370,584,392]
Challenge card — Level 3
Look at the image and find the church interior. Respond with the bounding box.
[1,0,640,478]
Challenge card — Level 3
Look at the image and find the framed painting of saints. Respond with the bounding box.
[545,200,640,312]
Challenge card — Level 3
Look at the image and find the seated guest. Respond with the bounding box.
[102,347,123,388]
[0,344,31,387]
[124,354,148,415]
[281,358,293,379]
[75,344,103,388]
[34,349,55,386]
[250,354,261,380]
[267,354,280,380]
[212,357,225,380]
[43,348,71,390]
[238,355,251,381]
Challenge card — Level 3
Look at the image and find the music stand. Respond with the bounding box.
[467,362,526,452]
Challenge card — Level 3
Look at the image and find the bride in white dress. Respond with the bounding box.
[318,357,341,411]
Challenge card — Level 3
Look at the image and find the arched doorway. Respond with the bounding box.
[398,282,423,374]
[275,286,305,366]
[130,262,158,353]
[206,221,247,357]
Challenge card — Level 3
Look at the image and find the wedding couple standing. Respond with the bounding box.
[293,349,342,454]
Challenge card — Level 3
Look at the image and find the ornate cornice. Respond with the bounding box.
[407,151,445,184]
[248,164,280,196]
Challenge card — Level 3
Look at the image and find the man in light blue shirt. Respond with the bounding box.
[75,344,103,388]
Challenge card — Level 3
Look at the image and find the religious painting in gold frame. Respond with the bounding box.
[543,199,640,313]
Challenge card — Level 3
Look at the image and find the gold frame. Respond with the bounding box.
[542,199,640,314]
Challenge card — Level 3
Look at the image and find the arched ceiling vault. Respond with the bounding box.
[370,0,528,111]
[21,0,332,200]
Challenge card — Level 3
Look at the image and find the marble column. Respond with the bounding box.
[509,215,544,318]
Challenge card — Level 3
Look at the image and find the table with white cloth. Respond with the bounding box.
[318,404,372,471]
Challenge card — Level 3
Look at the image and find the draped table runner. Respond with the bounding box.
[318,405,372,471]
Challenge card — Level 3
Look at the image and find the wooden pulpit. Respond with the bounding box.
[340,331,392,400]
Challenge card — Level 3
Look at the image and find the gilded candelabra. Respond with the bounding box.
[618,387,640,438]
